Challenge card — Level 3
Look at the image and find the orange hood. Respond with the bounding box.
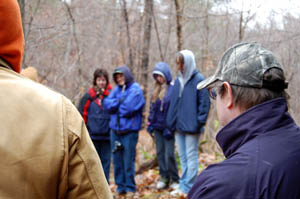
[0,0,24,73]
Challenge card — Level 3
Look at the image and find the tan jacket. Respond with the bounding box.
[0,67,113,199]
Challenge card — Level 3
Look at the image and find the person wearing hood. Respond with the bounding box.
[167,50,211,196]
[104,65,145,198]
[78,68,112,183]
[0,1,112,198]
[188,42,300,199]
[147,62,180,190]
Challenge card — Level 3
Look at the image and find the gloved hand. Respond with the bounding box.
[163,129,174,140]
[146,125,154,137]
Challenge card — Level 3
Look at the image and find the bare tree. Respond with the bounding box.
[174,0,184,51]
[121,0,134,70]
[141,0,153,94]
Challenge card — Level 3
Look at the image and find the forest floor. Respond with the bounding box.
[109,130,223,199]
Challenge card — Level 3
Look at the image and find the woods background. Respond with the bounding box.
[17,0,300,154]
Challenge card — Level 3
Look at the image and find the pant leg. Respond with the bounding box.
[121,131,139,193]
[181,133,200,193]
[92,139,111,184]
[154,130,168,180]
[164,136,179,182]
[111,130,126,193]
[175,132,187,188]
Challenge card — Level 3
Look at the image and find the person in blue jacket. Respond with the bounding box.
[147,62,180,190]
[188,42,300,199]
[167,50,211,196]
[104,65,145,198]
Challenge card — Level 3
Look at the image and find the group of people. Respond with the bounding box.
[79,65,145,198]
[78,49,211,197]
[2,1,300,198]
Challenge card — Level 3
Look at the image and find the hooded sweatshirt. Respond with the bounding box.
[178,50,196,97]
[167,52,210,134]
[148,62,173,131]
[104,65,145,132]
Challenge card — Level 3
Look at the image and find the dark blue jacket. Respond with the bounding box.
[188,98,300,199]
[104,65,145,133]
[167,70,210,134]
[148,62,173,131]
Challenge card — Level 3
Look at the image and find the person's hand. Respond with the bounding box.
[163,129,174,140]
[118,97,124,104]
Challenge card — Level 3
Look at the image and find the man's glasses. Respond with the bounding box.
[208,82,224,100]
[208,87,217,100]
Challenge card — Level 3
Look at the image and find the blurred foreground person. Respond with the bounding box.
[0,1,112,198]
[78,68,112,183]
[188,42,300,199]
[21,66,39,82]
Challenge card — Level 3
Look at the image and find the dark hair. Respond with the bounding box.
[93,68,109,86]
[218,68,289,110]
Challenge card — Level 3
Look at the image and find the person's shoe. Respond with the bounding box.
[125,192,135,199]
[156,178,168,189]
[115,191,126,199]
[169,181,179,190]
[170,188,187,197]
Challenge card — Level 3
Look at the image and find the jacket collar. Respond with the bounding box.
[216,98,294,158]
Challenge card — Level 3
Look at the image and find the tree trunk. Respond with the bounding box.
[174,0,184,51]
[121,0,134,70]
[153,6,164,61]
[141,0,153,126]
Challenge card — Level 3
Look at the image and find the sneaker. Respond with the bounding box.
[126,192,135,199]
[169,181,179,190]
[170,188,187,197]
[156,178,168,189]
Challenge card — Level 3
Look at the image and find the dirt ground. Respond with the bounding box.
[109,130,222,199]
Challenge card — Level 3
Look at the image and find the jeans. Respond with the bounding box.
[111,130,138,193]
[175,132,200,193]
[92,139,111,184]
[154,130,179,182]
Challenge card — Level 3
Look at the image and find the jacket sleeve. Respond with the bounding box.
[197,87,210,126]
[148,101,155,125]
[61,97,113,199]
[166,80,179,133]
[119,86,145,117]
[103,87,120,114]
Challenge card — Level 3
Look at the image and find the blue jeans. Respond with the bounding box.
[92,139,111,184]
[154,130,179,182]
[111,130,138,193]
[175,132,200,193]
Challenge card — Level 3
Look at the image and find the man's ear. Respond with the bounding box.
[223,82,234,109]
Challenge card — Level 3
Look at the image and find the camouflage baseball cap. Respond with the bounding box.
[197,42,284,90]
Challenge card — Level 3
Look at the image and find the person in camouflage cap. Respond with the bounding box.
[188,42,300,199]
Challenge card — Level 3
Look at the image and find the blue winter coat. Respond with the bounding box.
[167,69,210,134]
[148,62,173,131]
[188,98,300,199]
[104,65,145,133]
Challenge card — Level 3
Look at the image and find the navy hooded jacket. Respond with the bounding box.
[188,98,300,199]
[148,62,173,131]
[104,65,145,132]
[167,69,210,134]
